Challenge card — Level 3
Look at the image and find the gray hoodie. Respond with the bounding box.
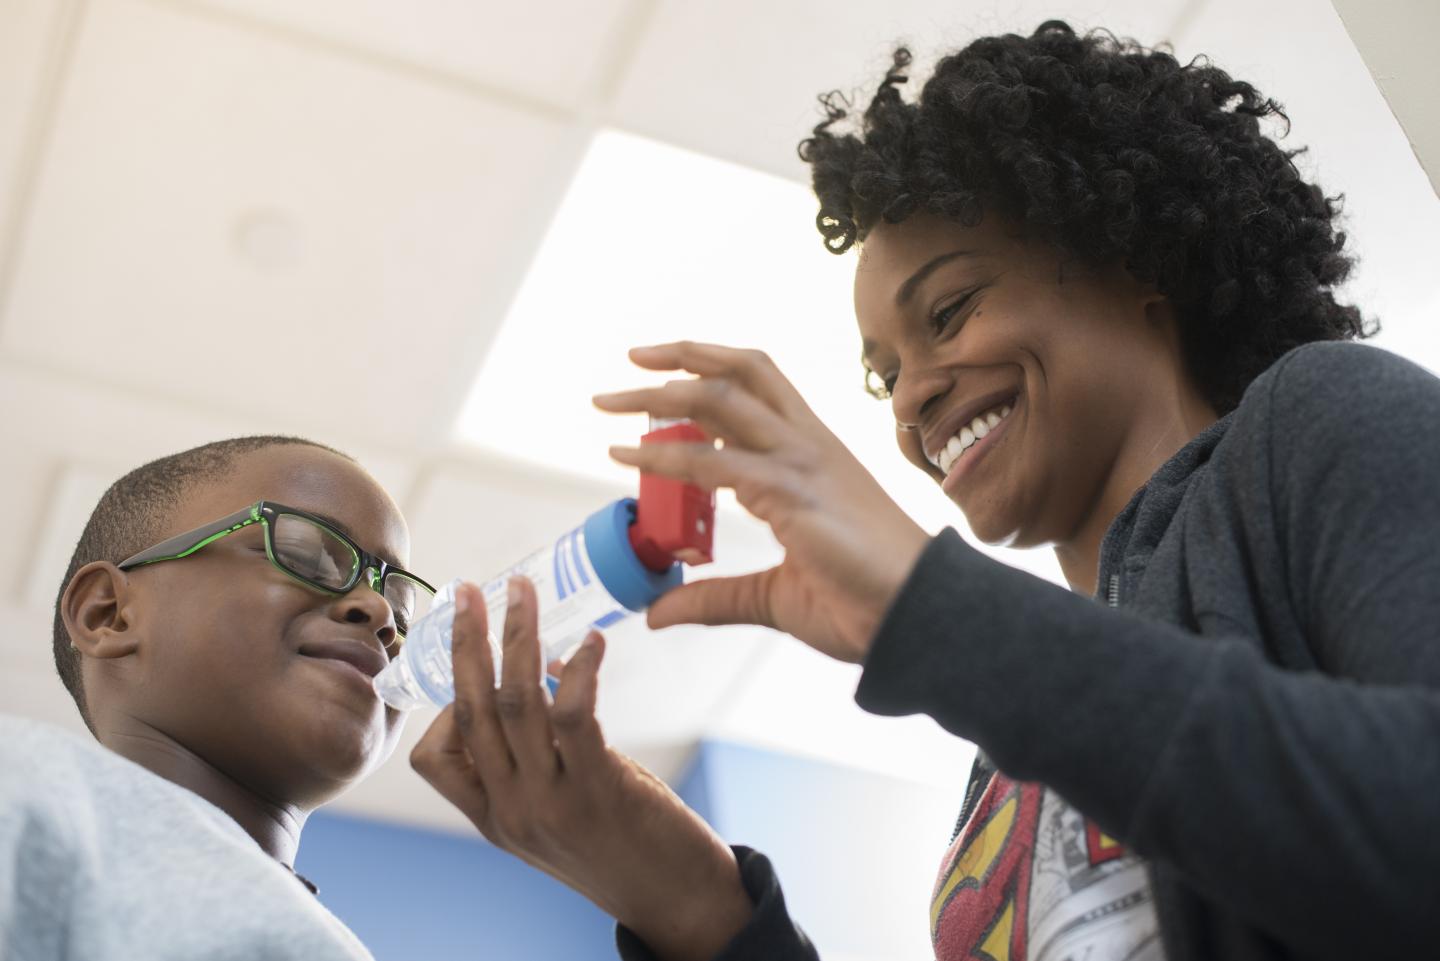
[621,341,1440,960]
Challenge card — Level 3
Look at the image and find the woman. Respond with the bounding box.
[411,22,1440,961]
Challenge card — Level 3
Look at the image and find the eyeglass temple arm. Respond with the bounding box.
[117,504,262,570]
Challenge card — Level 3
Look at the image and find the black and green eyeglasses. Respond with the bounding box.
[117,501,436,644]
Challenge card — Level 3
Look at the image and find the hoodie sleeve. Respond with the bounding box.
[615,847,819,961]
[854,343,1440,959]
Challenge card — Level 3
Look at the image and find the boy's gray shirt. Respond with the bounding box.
[0,715,373,961]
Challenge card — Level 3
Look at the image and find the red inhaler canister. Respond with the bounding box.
[628,419,716,572]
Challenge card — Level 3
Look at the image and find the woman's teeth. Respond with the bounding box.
[934,403,1013,476]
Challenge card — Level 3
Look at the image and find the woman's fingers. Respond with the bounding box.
[608,443,802,524]
[623,342,813,420]
[496,577,560,778]
[448,582,516,782]
[646,571,780,631]
[409,705,490,825]
[593,376,787,452]
[550,631,609,779]
[606,440,765,492]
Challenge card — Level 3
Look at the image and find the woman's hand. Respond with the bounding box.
[410,578,753,961]
[595,342,930,663]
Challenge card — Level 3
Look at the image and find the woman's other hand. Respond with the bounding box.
[595,342,929,663]
[411,578,752,961]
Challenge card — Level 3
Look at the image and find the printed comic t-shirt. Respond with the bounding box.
[930,769,1165,961]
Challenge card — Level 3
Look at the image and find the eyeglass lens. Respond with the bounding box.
[383,573,434,637]
[271,513,359,591]
[271,512,433,637]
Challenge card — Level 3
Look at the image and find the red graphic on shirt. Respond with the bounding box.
[1085,820,1126,867]
[930,774,1043,961]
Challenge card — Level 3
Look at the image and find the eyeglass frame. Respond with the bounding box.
[116,500,436,642]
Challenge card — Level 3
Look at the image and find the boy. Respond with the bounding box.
[2,436,426,959]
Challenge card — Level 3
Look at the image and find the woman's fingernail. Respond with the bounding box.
[454,587,469,613]
[507,578,522,607]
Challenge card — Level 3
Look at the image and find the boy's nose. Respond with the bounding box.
[330,584,397,650]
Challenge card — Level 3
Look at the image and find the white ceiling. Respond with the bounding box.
[2,0,1436,833]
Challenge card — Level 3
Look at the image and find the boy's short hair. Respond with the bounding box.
[52,436,351,731]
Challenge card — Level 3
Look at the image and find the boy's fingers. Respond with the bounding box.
[551,632,608,778]
[496,577,559,778]
[448,582,515,781]
[410,705,490,824]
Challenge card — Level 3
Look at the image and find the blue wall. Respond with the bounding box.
[298,740,958,961]
[296,810,617,961]
[675,741,958,960]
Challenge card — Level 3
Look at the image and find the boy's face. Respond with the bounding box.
[97,445,412,808]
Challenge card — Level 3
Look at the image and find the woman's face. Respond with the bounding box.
[854,212,1184,549]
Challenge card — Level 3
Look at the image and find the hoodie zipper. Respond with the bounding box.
[1107,572,1121,609]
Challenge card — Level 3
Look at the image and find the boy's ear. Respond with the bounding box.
[62,562,142,660]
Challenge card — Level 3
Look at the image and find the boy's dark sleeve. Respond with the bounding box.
[615,847,819,961]
[854,343,1440,959]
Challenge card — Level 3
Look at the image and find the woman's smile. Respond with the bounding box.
[938,395,1019,497]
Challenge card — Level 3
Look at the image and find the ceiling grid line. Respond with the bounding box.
[575,0,665,120]
[10,456,69,607]
[0,356,421,465]
[1163,0,1214,49]
[138,0,582,124]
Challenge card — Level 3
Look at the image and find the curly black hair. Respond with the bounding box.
[798,20,1372,413]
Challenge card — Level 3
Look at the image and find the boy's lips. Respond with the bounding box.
[298,638,388,679]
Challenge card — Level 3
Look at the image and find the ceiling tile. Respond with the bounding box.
[0,441,60,606]
[612,0,1193,183]
[0,0,66,235]
[180,0,641,111]
[0,0,585,449]
[23,462,117,613]
[0,361,424,615]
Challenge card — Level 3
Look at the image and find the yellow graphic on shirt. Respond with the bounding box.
[977,897,1016,961]
[930,793,1018,934]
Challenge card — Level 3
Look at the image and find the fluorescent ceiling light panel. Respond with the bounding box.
[456,128,1063,584]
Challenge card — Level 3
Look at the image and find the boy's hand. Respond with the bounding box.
[410,578,752,961]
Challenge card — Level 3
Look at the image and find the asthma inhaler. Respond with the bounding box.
[374,419,714,710]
